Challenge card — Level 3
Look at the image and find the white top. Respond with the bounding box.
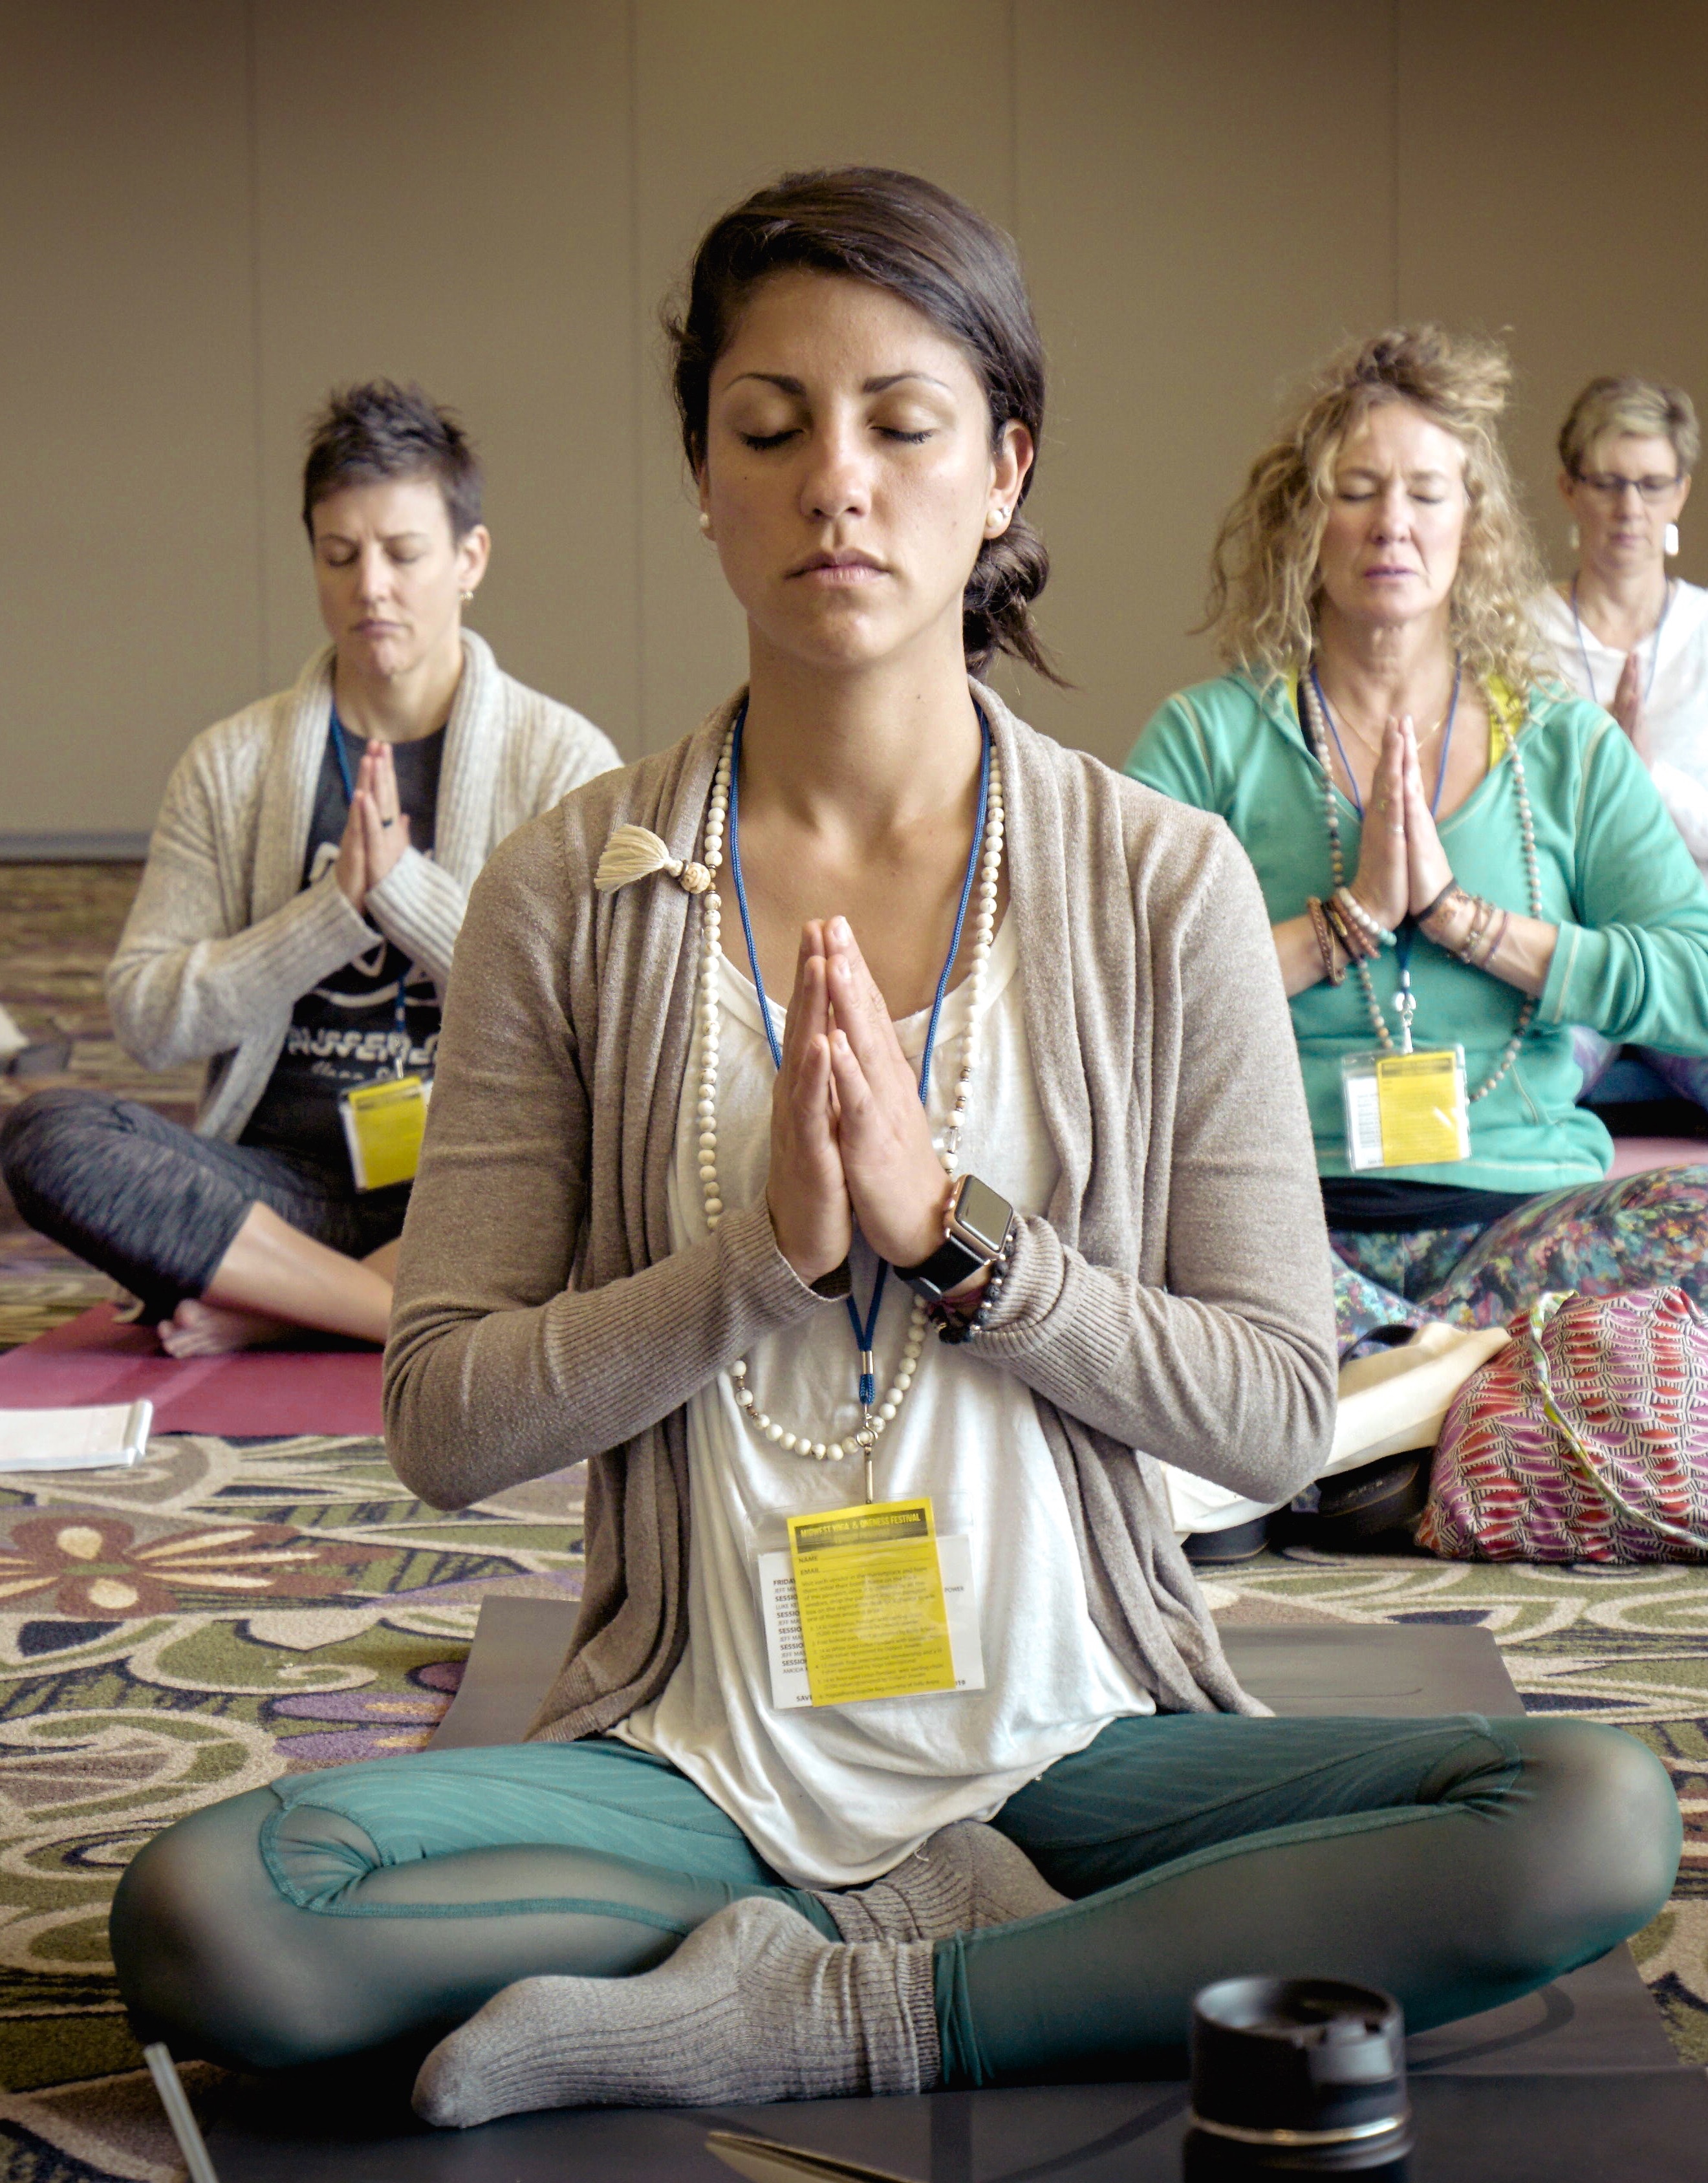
[1535,579,1708,870]
[616,914,1154,1886]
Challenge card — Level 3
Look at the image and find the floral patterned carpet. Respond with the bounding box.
[0,1428,585,2180]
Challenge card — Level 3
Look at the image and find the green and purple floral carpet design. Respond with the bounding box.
[0,1428,584,2179]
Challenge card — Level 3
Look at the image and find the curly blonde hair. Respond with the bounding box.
[1204,325,1546,695]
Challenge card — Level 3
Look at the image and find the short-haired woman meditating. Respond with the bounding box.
[1539,374,1708,1111]
[1127,327,1708,1541]
[0,382,616,1354]
[111,183,1677,2123]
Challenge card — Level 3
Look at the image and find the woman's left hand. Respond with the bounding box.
[820,919,953,1269]
[1400,717,1454,917]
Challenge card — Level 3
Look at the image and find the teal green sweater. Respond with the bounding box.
[1125,672,1708,1193]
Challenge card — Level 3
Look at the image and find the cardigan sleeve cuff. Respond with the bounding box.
[711,1195,849,1328]
[970,1214,1067,1344]
[364,850,466,989]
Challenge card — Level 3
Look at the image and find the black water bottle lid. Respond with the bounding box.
[1189,1977,1412,2172]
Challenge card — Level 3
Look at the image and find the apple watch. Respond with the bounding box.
[895,1174,1016,1302]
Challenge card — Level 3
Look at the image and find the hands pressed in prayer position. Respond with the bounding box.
[335,742,412,916]
[1610,650,1650,765]
[766,917,958,1287]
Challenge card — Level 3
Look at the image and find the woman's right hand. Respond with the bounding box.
[335,793,369,913]
[766,922,854,1284]
[1347,715,1412,931]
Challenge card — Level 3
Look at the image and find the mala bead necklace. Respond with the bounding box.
[1300,665,1540,1101]
[598,704,1004,1476]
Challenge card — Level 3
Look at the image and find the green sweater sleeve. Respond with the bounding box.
[1539,713,1708,1048]
[1123,693,1223,813]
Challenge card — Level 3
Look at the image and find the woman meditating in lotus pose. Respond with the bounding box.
[0,382,616,1355]
[1127,328,1708,1547]
[111,175,1678,2123]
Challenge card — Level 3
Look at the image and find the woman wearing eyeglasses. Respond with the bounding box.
[1539,378,1702,861]
[1537,378,1708,1112]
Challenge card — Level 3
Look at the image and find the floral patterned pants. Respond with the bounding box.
[1332,1163,1708,1357]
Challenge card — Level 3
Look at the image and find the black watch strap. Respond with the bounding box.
[895,1231,991,1304]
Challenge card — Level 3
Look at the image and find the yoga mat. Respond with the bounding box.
[0,1303,383,1436]
[206,1608,1694,2180]
[206,2070,1708,2182]
[424,1601,1535,1750]
[1606,1134,1708,1179]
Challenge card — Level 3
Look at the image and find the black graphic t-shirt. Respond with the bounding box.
[239,715,445,1176]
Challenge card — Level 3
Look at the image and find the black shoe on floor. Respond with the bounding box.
[1183,1515,1271,1565]
[1278,1451,1432,1554]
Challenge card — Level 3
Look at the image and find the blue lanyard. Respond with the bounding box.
[1570,578,1672,709]
[726,700,991,1411]
[328,710,413,1068]
[1310,662,1461,1048]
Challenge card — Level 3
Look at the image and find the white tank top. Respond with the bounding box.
[614,916,1153,1886]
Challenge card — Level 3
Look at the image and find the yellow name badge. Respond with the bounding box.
[775,1498,965,1710]
[338,1075,431,1192]
[1341,1047,1470,1172]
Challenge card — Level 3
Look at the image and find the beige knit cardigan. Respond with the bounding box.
[385,685,1338,1732]
[105,632,618,1140]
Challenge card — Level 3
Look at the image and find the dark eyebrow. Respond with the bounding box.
[725,371,953,396]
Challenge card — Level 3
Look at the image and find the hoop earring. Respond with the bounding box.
[1666,521,1681,557]
[1567,522,1579,552]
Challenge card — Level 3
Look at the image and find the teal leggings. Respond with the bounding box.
[109,1714,1678,2085]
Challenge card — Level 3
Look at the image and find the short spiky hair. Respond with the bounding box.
[301,380,482,539]
[1204,325,1546,697]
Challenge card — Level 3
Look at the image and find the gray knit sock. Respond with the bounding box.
[411,1897,940,2129]
[812,1820,1068,1944]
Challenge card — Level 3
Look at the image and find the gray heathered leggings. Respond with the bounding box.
[0,1088,409,1319]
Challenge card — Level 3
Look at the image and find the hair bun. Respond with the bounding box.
[962,513,1052,678]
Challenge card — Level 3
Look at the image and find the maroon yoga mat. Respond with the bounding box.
[0,1304,384,1436]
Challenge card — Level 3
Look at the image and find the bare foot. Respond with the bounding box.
[157,1298,294,1357]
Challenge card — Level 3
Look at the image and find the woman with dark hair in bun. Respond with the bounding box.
[111,170,1676,2122]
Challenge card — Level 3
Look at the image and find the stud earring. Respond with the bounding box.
[697,511,713,536]
[1567,522,1579,552]
[988,509,1007,533]
[1667,521,1681,557]
[459,588,475,605]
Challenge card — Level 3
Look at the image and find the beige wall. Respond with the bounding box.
[3,0,1705,838]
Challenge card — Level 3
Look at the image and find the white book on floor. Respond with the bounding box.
[0,1402,153,1470]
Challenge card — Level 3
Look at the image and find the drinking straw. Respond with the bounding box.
[142,2043,221,2183]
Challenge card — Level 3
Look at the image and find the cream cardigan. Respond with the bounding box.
[105,632,618,1140]
[385,685,1338,1732]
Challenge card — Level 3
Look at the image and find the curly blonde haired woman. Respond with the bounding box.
[1127,327,1708,1549]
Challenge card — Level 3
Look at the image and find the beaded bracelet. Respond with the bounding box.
[1304,896,1345,985]
[1334,886,1396,950]
[1323,894,1377,963]
[934,1238,1013,1346]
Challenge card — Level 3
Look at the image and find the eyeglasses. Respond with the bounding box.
[1573,469,1683,504]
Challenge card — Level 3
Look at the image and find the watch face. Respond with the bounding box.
[955,1174,1013,1254]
